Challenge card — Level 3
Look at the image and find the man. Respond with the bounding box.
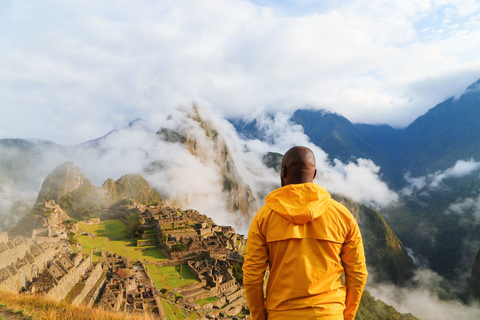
[243,146,368,320]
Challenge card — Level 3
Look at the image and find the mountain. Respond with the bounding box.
[101,173,162,205]
[398,79,480,176]
[157,104,256,219]
[232,79,480,189]
[290,109,400,187]
[9,161,163,236]
[229,78,480,285]
[35,161,95,204]
[335,195,415,285]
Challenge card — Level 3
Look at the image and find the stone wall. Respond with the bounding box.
[226,289,244,304]
[46,255,92,301]
[217,278,237,295]
[0,232,9,244]
[71,262,103,306]
[137,239,157,247]
[173,280,205,294]
[83,275,107,307]
[0,237,30,269]
[0,237,62,293]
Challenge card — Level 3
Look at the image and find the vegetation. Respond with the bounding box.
[160,300,198,319]
[231,264,243,285]
[194,296,219,306]
[59,184,104,220]
[357,290,421,320]
[146,264,199,290]
[0,290,156,320]
[77,220,166,262]
[334,194,415,285]
[171,243,188,252]
[383,170,480,280]
[103,173,163,206]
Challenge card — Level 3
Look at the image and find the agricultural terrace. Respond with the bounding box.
[76,219,167,262]
[146,264,199,290]
[161,300,199,320]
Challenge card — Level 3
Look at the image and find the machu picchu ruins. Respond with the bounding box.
[0,203,250,319]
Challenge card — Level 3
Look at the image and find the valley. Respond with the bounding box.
[2,78,480,318]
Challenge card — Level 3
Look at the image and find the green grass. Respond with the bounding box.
[65,283,86,303]
[146,265,199,290]
[160,300,198,320]
[77,220,166,262]
[193,296,219,306]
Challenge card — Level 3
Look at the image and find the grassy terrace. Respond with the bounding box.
[194,296,219,306]
[160,300,199,320]
[77,220,167,262]
[146,264,200,290]
[76,219,203,319]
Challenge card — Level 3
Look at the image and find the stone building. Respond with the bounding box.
[0,231,68,294]
[97,252,166,319]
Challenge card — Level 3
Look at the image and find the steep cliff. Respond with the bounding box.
[157,104,256,219]
[334,195,415,285]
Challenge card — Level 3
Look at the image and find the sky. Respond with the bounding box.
[1,0,480,145]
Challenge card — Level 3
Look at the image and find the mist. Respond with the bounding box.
[231,111,399,209]
[368,269,480,320]
[401,159,480,195]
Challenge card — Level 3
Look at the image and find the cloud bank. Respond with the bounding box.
[1,0,480,144]
[369,269,480,320]
[402,159,480,195]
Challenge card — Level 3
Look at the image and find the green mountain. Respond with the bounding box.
[357,290,420,320]
[399,79,480,176]
[231,78,480,283]
[10,161,163,235]
[101,173,162,205]
[334,195,415,285]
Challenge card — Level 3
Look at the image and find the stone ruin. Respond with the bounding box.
[0,231,69,294]
[97,252,167,319]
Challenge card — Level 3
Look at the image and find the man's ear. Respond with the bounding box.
[282,165,287,178]
[313,169,317,180]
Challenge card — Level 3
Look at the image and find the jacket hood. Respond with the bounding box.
[265,183,332,224]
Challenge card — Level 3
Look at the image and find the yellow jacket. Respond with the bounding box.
[243,183,367,320]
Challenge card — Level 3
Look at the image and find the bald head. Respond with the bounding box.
[281,146,317,187]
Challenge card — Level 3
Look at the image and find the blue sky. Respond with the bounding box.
[1,0,480,144]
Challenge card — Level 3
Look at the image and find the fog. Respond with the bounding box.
[401,159,480,195]
[368,269,480,320]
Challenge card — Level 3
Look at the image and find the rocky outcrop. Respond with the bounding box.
[101,174,162,206]
[36,161,94,203]
[157,104,256,219]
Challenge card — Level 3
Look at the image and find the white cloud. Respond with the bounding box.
[1,0,480,143]
[402,159,480,194]
[237,111,398,208]
[368,268,480,320]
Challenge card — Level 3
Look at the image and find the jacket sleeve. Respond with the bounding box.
[243,209,269,320]
[341,217,368,320]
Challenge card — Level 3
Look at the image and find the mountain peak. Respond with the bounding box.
[36,161,93,204]
[466,78,480,92]
[157,104,256,219]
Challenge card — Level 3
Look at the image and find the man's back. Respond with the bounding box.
[243,183,368,320]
